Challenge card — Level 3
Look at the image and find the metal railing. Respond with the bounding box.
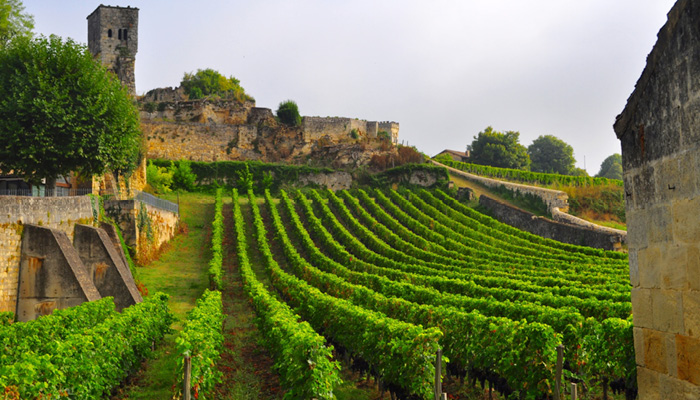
[135,190,179,214]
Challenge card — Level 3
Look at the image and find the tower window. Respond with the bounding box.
[108,29,112,38]
[123,29,128,41]
[118,29,122,40]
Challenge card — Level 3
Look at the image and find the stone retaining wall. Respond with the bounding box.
[0,196,95,313]
[479,195,625,251]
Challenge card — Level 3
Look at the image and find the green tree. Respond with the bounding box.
[527,135,576,175]
[0,0,34,46]
[467,126,530,170]
[180,68,252,102]
[596,153,623,180]
[277,100,301,127]
[0,35,141,191]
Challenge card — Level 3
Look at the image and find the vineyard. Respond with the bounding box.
[230,187,633,399]
[1,187,633,399]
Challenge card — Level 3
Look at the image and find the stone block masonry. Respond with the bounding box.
[0,196,95,313]
[16,224,102,322]
[613,0,700,397]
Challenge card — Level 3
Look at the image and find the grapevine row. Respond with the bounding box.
[350,188,630,296]
[319,189,630,319]
[208,187,224,289]
[435,156,624,187]
[0,294,173,399]
[233,188,342,399]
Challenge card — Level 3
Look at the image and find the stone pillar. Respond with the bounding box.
[614,1,700,397]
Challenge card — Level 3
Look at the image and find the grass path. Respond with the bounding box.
[113,192,213,400]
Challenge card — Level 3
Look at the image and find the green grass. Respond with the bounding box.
[113,192,213,400]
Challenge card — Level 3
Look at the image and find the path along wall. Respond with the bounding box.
[431,160,569,212]
[0,196,95,313]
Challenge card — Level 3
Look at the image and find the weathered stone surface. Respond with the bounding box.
[634,327,646,366]
[16,225,101,322]
[297,172,353,191]
[73,224,142,311]
[637,366,662,400]
[643,328,668,374]
[631,288,653,328]
[677,334,700,385]
[683,291,700,338]
[651,289,684,333]
[638,245,662,289]
[660,243,688,289]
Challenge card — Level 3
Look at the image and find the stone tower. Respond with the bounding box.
[87,5,139,95]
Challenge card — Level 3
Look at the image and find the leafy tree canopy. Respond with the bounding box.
[0,0,33,47]
[0,35,141,186]
[596,153,622,180]
[467,126,530,170]
[277,100,301,127]
[181,68,253,102]
[527,135,576,175]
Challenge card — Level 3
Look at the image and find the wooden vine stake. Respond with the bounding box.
[183,354,192,400]
[554,344,564,400]
[434,348,443,400]
[570,382,578,400]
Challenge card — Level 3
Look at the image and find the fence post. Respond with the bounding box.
[554,344,564,400]
[571,382,578,400]
[183,354,191,400]
[434,348,442,400]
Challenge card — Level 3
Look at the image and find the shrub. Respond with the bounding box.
[277,100,301,127]
[350,128,359,139]
[181,68,253,103]
[170,159,197,191]
[377,130,390,140]
[146,161,173,194]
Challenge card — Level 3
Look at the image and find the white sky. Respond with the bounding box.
[25,0,677,174]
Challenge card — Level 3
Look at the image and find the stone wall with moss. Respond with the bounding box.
[104,199,178,265]
[0,196,95,313]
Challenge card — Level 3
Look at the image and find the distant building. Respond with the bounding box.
[434,149,470,162]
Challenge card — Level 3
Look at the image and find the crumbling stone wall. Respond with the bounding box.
[0,197,95,313]
[614,0,700,396]
[140,99,400,165]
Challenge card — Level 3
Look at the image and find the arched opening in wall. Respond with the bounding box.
[108,29,112,38]
[118,29,122,40]
[123,29,128,41]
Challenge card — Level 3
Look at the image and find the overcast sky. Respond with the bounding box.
[26,1,676,174]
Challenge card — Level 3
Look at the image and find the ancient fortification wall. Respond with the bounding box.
[614,1,700,397]
[140,98,399,164]
[0,197,95,313]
